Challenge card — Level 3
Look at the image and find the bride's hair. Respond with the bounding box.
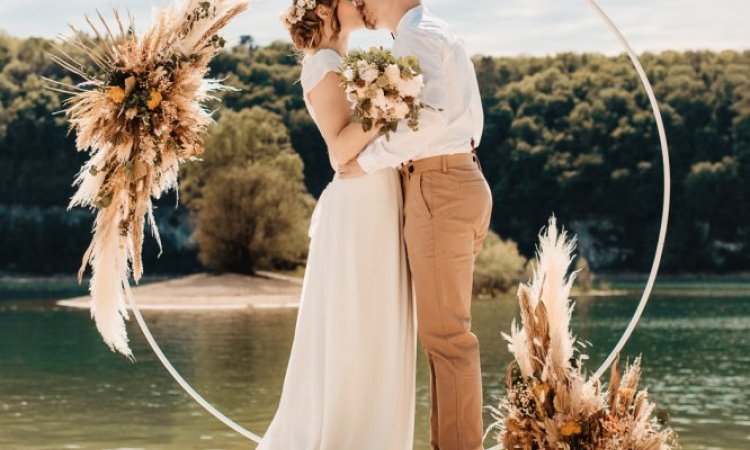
[288,0,342,51]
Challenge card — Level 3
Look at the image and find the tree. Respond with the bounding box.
[181,107,315,274]
[194,162,313,273]
[473,231,528,296]
[2,31,749,275]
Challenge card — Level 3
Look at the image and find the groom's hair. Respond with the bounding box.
[287,0,343,51]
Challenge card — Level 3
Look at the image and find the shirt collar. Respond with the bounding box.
[395,5,425,36]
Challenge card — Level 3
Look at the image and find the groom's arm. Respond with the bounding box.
[355,29,450,174]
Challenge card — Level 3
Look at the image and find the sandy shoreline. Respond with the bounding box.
[55,270,628,312]
[52,270,747,312]
[56,271,303,311]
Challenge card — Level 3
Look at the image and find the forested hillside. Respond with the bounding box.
[1,32,748,274]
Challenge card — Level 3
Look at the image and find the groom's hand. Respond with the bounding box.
[338,159,366,179]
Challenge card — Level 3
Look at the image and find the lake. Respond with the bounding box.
[0,279,748,449]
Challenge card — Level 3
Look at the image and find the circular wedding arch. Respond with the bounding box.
[125,0,672,447]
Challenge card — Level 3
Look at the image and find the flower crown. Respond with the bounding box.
[280,0,318,30]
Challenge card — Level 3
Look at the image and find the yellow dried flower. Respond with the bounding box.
[533,383,551,401]
[560,421,583,437]
[106,86,126,104]
[147,90,163,110]
[619,387,635,400]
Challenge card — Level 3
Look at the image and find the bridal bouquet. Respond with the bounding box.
[340,47,431,139]
[491,216,678,450]
[45,0,250,359]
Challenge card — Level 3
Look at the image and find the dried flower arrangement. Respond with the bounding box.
[46,0,250,358]
[491,216,678,450]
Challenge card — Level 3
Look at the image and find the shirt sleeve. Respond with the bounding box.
[357,28,450,173]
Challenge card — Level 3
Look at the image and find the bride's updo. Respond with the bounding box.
[281,0,342,51]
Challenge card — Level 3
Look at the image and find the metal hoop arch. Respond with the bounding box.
[128,1,671,447]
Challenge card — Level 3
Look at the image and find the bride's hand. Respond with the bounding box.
[338,158,366,179]
[364,120,383,139]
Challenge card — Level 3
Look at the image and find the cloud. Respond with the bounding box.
[0,0,747,56]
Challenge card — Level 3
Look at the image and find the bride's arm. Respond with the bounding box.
[308,72,380,168]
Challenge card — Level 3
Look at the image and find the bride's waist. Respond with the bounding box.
[331,166,397,183]
[322,168,399,198]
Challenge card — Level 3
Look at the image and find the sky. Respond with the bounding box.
[0,0,748,56]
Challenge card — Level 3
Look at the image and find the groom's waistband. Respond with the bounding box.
[399,151,479,178]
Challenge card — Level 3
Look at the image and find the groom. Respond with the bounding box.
[340,1,492,449]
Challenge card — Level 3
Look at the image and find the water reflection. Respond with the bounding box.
[0,292,748,449]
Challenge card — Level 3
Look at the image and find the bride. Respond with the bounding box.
[257,1,417,449]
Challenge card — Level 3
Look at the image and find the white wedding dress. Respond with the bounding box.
[256,49,417,450]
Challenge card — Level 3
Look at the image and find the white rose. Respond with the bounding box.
[343,68,355,82]
[372,89,387,109]
[359,61,380,84]
[398,74,423,98]
[360,66,379,84]
[384,64,401,86]
[393,101,410,119]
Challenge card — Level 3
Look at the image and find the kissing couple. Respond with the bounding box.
[259,1,493,449]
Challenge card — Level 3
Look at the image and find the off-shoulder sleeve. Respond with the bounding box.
[300,49,344,95]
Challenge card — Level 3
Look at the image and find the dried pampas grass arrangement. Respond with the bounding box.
[491,215,678,450]
[46,0,250,359]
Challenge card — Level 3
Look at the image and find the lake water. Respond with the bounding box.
[0,279,749,449]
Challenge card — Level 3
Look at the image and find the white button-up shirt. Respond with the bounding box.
[357,5,484,174]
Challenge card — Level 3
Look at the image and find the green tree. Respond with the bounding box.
[181,107,315,274]
[473,231,528,297]
[2,31,749,275]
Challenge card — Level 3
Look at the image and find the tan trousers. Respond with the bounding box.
[400,152,493,450]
